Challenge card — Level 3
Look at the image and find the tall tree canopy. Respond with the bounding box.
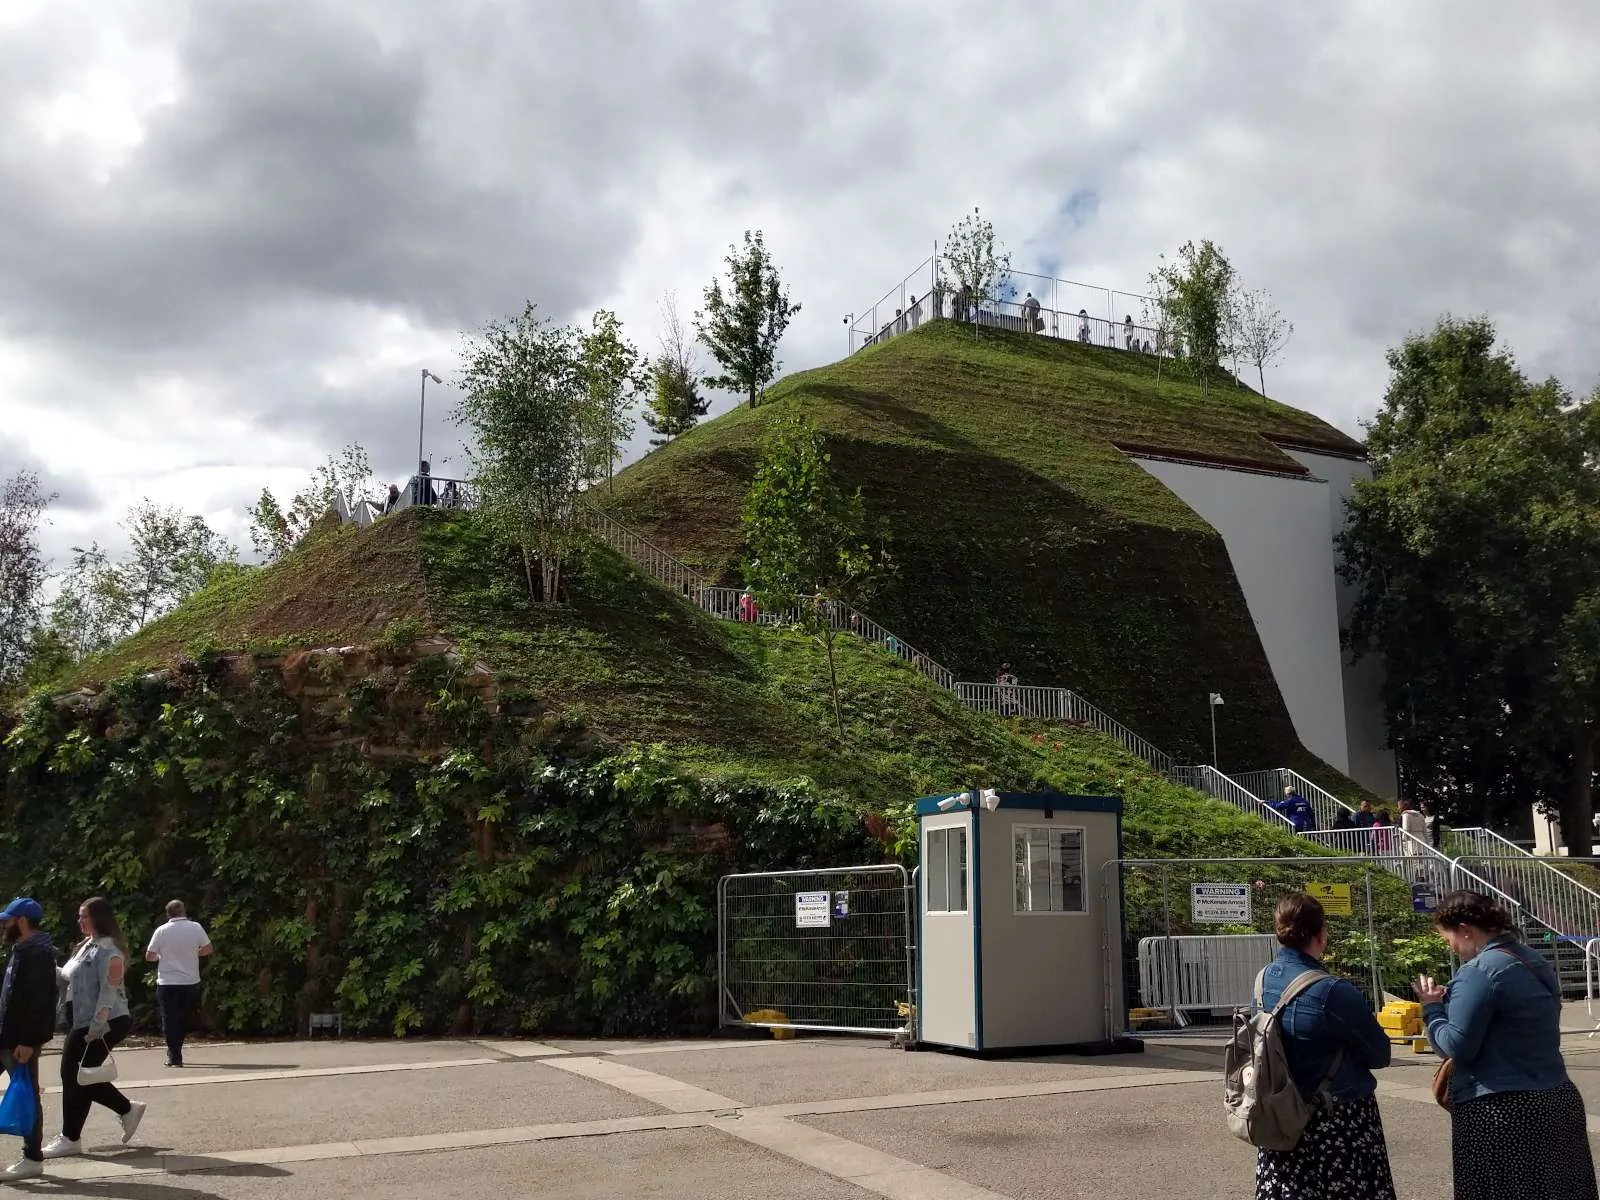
[643,292,708,446]
[1340,317,1600,851]
[0,470,53,690]
[1150,239,1236,395]
[696,230,800,410]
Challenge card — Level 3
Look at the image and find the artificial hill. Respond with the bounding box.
[4,506,1331,1037]
[600,318,1368,783]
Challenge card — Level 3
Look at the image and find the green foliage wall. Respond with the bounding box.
[0,655,880,1038]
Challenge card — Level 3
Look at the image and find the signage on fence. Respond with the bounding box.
[1190,883,1251,923]
[1306,882,1353,916]
[1411,882,1438,913]
[795,891,832,928]
[832,891,850,920]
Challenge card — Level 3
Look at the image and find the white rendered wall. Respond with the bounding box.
[1135,458,1351,776]
[1281,450,1399,798]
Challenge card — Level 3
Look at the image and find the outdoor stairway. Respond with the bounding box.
[374,494,1600,981]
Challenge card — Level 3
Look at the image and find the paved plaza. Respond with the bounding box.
[10,1018,1600,1198]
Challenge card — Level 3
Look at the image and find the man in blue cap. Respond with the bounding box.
[0,899,56,1179]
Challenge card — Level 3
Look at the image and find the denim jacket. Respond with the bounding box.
[1257,947,1392,1100]
[1422,938,1565,1103]
[66,937,130,1032]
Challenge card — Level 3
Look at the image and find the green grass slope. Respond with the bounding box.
[599,320,1365,774]
[50,506,1318,862]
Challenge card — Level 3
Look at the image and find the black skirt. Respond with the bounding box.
[1255,1094,1396,1200]
[1452,1080,1598,1200]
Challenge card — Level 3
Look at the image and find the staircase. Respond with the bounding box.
[397,498,1600,979]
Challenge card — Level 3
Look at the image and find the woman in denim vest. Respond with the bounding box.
[42,898,145,1158]
[1254,892,1396,1199]
[1416,891,1596,1200]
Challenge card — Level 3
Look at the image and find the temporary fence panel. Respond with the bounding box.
[718,865,914,1037]
[1104,856,1449,1040]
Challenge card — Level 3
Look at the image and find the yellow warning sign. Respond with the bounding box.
[1307,882,1352,916]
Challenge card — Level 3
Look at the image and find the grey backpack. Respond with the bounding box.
[1223,968,1340,1151]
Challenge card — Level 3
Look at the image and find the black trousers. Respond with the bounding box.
[156,984,200,1063]
[0,1050,43,1162]
[60,1018,132,1140]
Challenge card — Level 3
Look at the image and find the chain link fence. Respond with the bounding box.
[718,865,914,1037]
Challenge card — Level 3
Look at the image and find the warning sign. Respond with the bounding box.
[1190,883,1251,923]
[1306,882,1353,916]
[795,892,831,928]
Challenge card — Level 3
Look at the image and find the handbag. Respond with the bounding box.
[1430,944,1556,1112]
[77,1044,117,1086]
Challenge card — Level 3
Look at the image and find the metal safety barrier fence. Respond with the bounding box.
[1102,856,1450,1040]
[718,865,914,1037]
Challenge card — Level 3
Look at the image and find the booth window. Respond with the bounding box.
[926,826,968,913]
[1013,826,1086,914]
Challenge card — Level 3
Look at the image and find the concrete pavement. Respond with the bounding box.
[4,1032,1596,1198]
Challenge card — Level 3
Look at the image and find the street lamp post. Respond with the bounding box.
[1208,692,1225,768]
[418,369,444,477]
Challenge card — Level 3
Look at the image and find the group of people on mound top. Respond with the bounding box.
[1249,887,1594,1200]
[0,896,211,1180]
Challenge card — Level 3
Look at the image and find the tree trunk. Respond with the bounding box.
[520,546,536,597]
[1560,725,1598,857]
[1257,363,1267,397]
[823,625,845,741]
[748,385,757,410]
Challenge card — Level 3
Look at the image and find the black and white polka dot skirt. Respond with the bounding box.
[1255,1094,1396,1199]
[1452,1080,1598,1200]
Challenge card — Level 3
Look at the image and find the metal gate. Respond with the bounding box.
[718,865,913,1037]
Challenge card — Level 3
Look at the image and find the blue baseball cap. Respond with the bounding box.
[0,899,43,923]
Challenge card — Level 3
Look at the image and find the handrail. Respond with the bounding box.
[1446,827,1600,939]
[955,683,1172,773]
[1169,765,1296,832]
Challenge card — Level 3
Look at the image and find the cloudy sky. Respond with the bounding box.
[3,0,1597,568]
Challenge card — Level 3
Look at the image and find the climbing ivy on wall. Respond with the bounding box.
[0,652,882,1037]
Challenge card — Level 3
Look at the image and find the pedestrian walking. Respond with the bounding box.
[1252,892,1396,1199]
[145,900,212,1069]
[0,898,57,1180]
[1416,890,1597,1200]
[43,897,144,1158]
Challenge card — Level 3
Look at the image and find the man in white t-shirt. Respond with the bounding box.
[144,901,212,1068]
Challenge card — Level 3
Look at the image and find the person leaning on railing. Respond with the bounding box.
[1415,891,1595,1200]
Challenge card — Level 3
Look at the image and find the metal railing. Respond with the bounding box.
[574,506,707,598]
[1168,765,1296,832]
[1232,768,1358,834]
[1446,827,1600,941]
[957,683,1173,772]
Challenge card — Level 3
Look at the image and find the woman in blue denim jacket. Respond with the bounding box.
[1415,890,1596,1200]
[1254,892,1396,1200]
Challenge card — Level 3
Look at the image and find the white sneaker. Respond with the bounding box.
[39,1136,79,1159]
[0,1157,41,1180]
[120,1101,146,1144]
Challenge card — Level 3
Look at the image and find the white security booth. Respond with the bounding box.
[915,788,1130,1054]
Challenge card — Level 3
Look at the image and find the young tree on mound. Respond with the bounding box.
[643,292,709,446]
[1340,317,1600,851]
[248,443,378,562]
[1233,288,1294,397]
[455,303,587,603]
[696,230,801,410]
[0,470,53,689]
[940,207,1013,336]
[1150,240,1236,395]
[578,309,645,492]
[741,414,882,739]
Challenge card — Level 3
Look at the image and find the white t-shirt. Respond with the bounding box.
[146,918,211,986]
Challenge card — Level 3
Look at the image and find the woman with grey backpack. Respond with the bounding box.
[1246,891,1396,1199]
[42,897,145,1158]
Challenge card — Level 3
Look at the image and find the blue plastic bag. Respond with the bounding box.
[0,1063,37,1137]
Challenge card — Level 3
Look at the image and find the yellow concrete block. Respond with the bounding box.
[744,1009,796,1039]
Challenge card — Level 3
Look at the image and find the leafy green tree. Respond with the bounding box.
[1150,240,1236,395]
[940,207,1013,334]
[455,302,587,602]
[578,309,645,491]
[0,470,53,690]
[741,414,881,738]
[696,230,801,410]
[1340,317,1600,850]
[248,443,377,562]
[643,292,709,446]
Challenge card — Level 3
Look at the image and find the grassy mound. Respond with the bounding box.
[599,319,1364,774]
